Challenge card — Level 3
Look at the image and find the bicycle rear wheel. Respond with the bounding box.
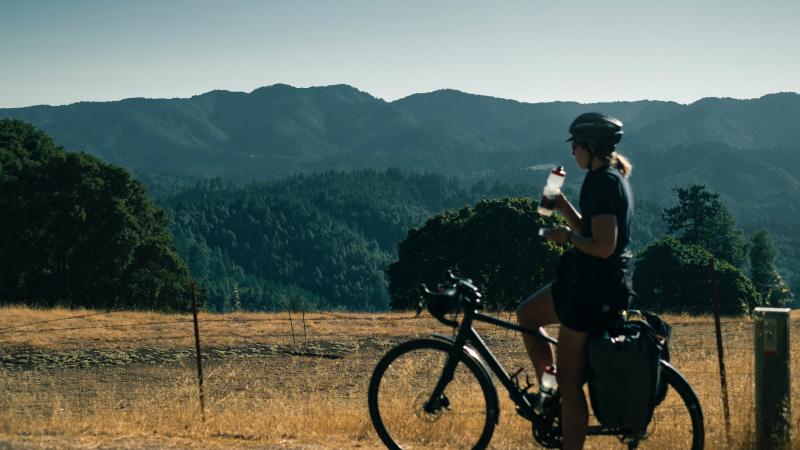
[368,338,499,450]
[625,361,704,450]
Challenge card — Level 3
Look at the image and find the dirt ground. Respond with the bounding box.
[0,307,798,449]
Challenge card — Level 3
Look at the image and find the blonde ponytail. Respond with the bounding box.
[610,152,633,177]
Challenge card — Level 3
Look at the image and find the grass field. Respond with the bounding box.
[0,306,798,449]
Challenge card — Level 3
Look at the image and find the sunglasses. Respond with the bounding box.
[571,141,588,150]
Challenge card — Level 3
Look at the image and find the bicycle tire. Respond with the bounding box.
[368,338,499,449]
[630,362,705,450]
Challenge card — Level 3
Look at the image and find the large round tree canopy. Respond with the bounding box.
[0,119,195,310]
[633,235,761,315]
[387,198,563,310]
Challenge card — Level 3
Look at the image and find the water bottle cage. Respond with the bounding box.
[510,367,534,394]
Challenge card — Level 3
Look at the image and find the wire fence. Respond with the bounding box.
[0,307,792,358]
[0,304,796,448]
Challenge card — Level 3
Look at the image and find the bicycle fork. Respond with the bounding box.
[423,334,468,414]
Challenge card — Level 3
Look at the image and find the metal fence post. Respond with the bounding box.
[754,307,791,449]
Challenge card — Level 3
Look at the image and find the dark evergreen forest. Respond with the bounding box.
[2,119,793,313]
[3,85,798,312]
[0,120,195,310]
[156,170,535,311]
[147,169,785,313]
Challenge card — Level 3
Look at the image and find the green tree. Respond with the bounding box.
[0,119,196,310]
[749,229,792,307]
[662,185,746,267]
[160,169,538,312]
[634,236,761,315]
[387,198,563,310]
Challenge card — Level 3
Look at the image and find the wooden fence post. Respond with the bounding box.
[709,258,731,443]
[191,283,206,420]
[754,307,791,450]
[301,307,308,344]
[288,309,296,345]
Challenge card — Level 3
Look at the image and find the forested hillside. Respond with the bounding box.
[2,85,798,189]
[151,170,741,312]
[3,85,797,240]
[2,85,798,311]
[158,171,535,311]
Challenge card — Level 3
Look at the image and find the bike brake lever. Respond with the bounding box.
[416,284,430,316]
[447,270,474,285]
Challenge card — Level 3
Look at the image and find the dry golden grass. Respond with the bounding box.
[0,306,798,449]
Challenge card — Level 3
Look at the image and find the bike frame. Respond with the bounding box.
[427,303,622,437]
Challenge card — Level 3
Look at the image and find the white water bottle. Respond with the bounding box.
[537,166,566,216]
[534,364,559,414]
[541,364,558,392]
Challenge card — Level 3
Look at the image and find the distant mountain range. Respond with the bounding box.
[3,84,800,300]
[2,85,799,212]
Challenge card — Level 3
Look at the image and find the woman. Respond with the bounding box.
[517,112,635,450]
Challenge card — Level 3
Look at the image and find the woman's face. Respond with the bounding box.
[571,142,591,169]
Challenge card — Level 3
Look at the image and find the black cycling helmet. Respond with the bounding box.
[566,113,623,155]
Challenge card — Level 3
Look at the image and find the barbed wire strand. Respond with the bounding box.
[0,310,117,332]
[0,319,192,335]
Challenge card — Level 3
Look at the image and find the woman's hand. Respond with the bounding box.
[544,226,572,245]
[554,192,570,213]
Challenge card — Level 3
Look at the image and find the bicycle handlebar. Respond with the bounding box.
[417,271,482,327]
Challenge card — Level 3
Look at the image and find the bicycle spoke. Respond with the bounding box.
[371,342,494,449]
[638,387,698,449]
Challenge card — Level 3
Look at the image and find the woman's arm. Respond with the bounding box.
[547,214,618,259]
[571,214,617,259]
[555,193,582,233]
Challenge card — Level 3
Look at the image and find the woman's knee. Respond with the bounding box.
[516,294,534,320]
[516,284,556,324]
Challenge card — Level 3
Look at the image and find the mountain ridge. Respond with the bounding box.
[8,83,796,113]
[1,85,799,208]
[3,86,800,306]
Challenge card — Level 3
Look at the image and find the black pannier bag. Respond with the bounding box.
[586,311,670,431]
[641,311,672,404]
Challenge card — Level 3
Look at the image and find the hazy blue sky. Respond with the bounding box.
[1,0,797,107]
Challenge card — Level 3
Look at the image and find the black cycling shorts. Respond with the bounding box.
[551,250,633,332]
[551,279,625,332]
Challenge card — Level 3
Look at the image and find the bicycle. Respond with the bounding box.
[368,272,704,449]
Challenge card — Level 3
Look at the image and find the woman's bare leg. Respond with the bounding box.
[516,283,559,381]
[557,325,590,450]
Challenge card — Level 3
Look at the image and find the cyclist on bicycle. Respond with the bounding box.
[517,112,635,450]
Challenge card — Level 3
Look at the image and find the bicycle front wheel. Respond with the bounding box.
[368,338,499,450]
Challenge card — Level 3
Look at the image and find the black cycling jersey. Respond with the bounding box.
[550,164,635,332]
[578,165,633,261]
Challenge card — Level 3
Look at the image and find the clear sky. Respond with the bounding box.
[1,0,798,108]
